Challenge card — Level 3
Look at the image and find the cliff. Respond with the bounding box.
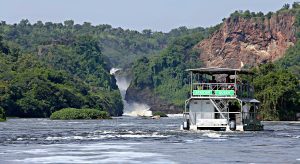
[196,12,296,68]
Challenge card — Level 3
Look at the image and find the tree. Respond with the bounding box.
[253,63,299,120]
[244,10,251,19]
[292,2,300,9]
[34,21,44,28]
[64,20,74,27]
[266,12,273,19]
[0,106,6,121]
[282,3,290,10]
[257,11,264,17]
[142,29,152,37]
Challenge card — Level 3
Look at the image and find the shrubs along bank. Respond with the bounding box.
[50,108,111,120]
[0,107,6,122]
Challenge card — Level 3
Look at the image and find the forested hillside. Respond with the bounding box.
[128,4,300,120]
[126,25,221,113]
[0,26,124,117]
[0,20,206,68]
[0,35,125,117]
[0,20,207,118]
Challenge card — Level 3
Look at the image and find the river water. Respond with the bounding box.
[0,117,300,163]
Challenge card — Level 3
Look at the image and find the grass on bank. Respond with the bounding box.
[50,108,111,120]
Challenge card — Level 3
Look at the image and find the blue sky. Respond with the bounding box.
[0,0,296,32]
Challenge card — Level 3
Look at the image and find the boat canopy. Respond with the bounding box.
[186,67,254,75]
[240,98,260,103]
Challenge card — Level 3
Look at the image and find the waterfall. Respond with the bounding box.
[110,68,152,116]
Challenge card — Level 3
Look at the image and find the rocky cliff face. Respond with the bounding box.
[196,13,296,68]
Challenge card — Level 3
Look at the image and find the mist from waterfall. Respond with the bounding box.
[110,68,152,116]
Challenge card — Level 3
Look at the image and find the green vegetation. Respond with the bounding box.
[0,19,207,118]
[0,24,123,117]
[131,32,207,108]
[131,26,220,108]
[0,107,6,121]
[277,40,300,79]
[229,10,267,21]
[252,63,299,120]
[152,111,168,117]
[50,108,110,120]
[0,20,207,68]
[228,2,300,22]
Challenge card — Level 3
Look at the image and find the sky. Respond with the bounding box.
[0,0,296,32]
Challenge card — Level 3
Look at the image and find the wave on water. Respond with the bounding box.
[10,143,174,164]
[167,114,182,117]
[201,131,229,139]
[44,130,170,141]
[202,132,222,138]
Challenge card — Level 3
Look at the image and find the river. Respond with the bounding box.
[0,118,300,163]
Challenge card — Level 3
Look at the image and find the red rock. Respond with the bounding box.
[196,13,296,68]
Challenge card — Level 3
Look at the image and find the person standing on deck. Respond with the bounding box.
[242,102,250,119]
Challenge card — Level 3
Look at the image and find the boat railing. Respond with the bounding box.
[242,112,260,122]
[191,83,236,98]
[191,83,254,98]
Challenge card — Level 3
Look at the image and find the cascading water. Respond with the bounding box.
[110,68,152,116]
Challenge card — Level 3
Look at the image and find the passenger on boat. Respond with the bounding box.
[242,102,250,119]
[225,75,230,83]
[228,102,235,119]
[210,76,217,83]
[225,75,234,90]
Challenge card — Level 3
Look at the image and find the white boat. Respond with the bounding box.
[182,67,263,131]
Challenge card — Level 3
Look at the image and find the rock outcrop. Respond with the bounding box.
[196,12,296,68]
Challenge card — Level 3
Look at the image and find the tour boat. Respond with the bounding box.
[182,67,263,131]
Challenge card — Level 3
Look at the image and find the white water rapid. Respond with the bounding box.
[110,68,152,116]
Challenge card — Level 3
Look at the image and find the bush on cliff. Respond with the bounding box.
[50,108,111,120]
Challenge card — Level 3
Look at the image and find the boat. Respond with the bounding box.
[182,67,263,131]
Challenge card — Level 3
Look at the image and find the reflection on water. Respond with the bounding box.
[0,118,300,163]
